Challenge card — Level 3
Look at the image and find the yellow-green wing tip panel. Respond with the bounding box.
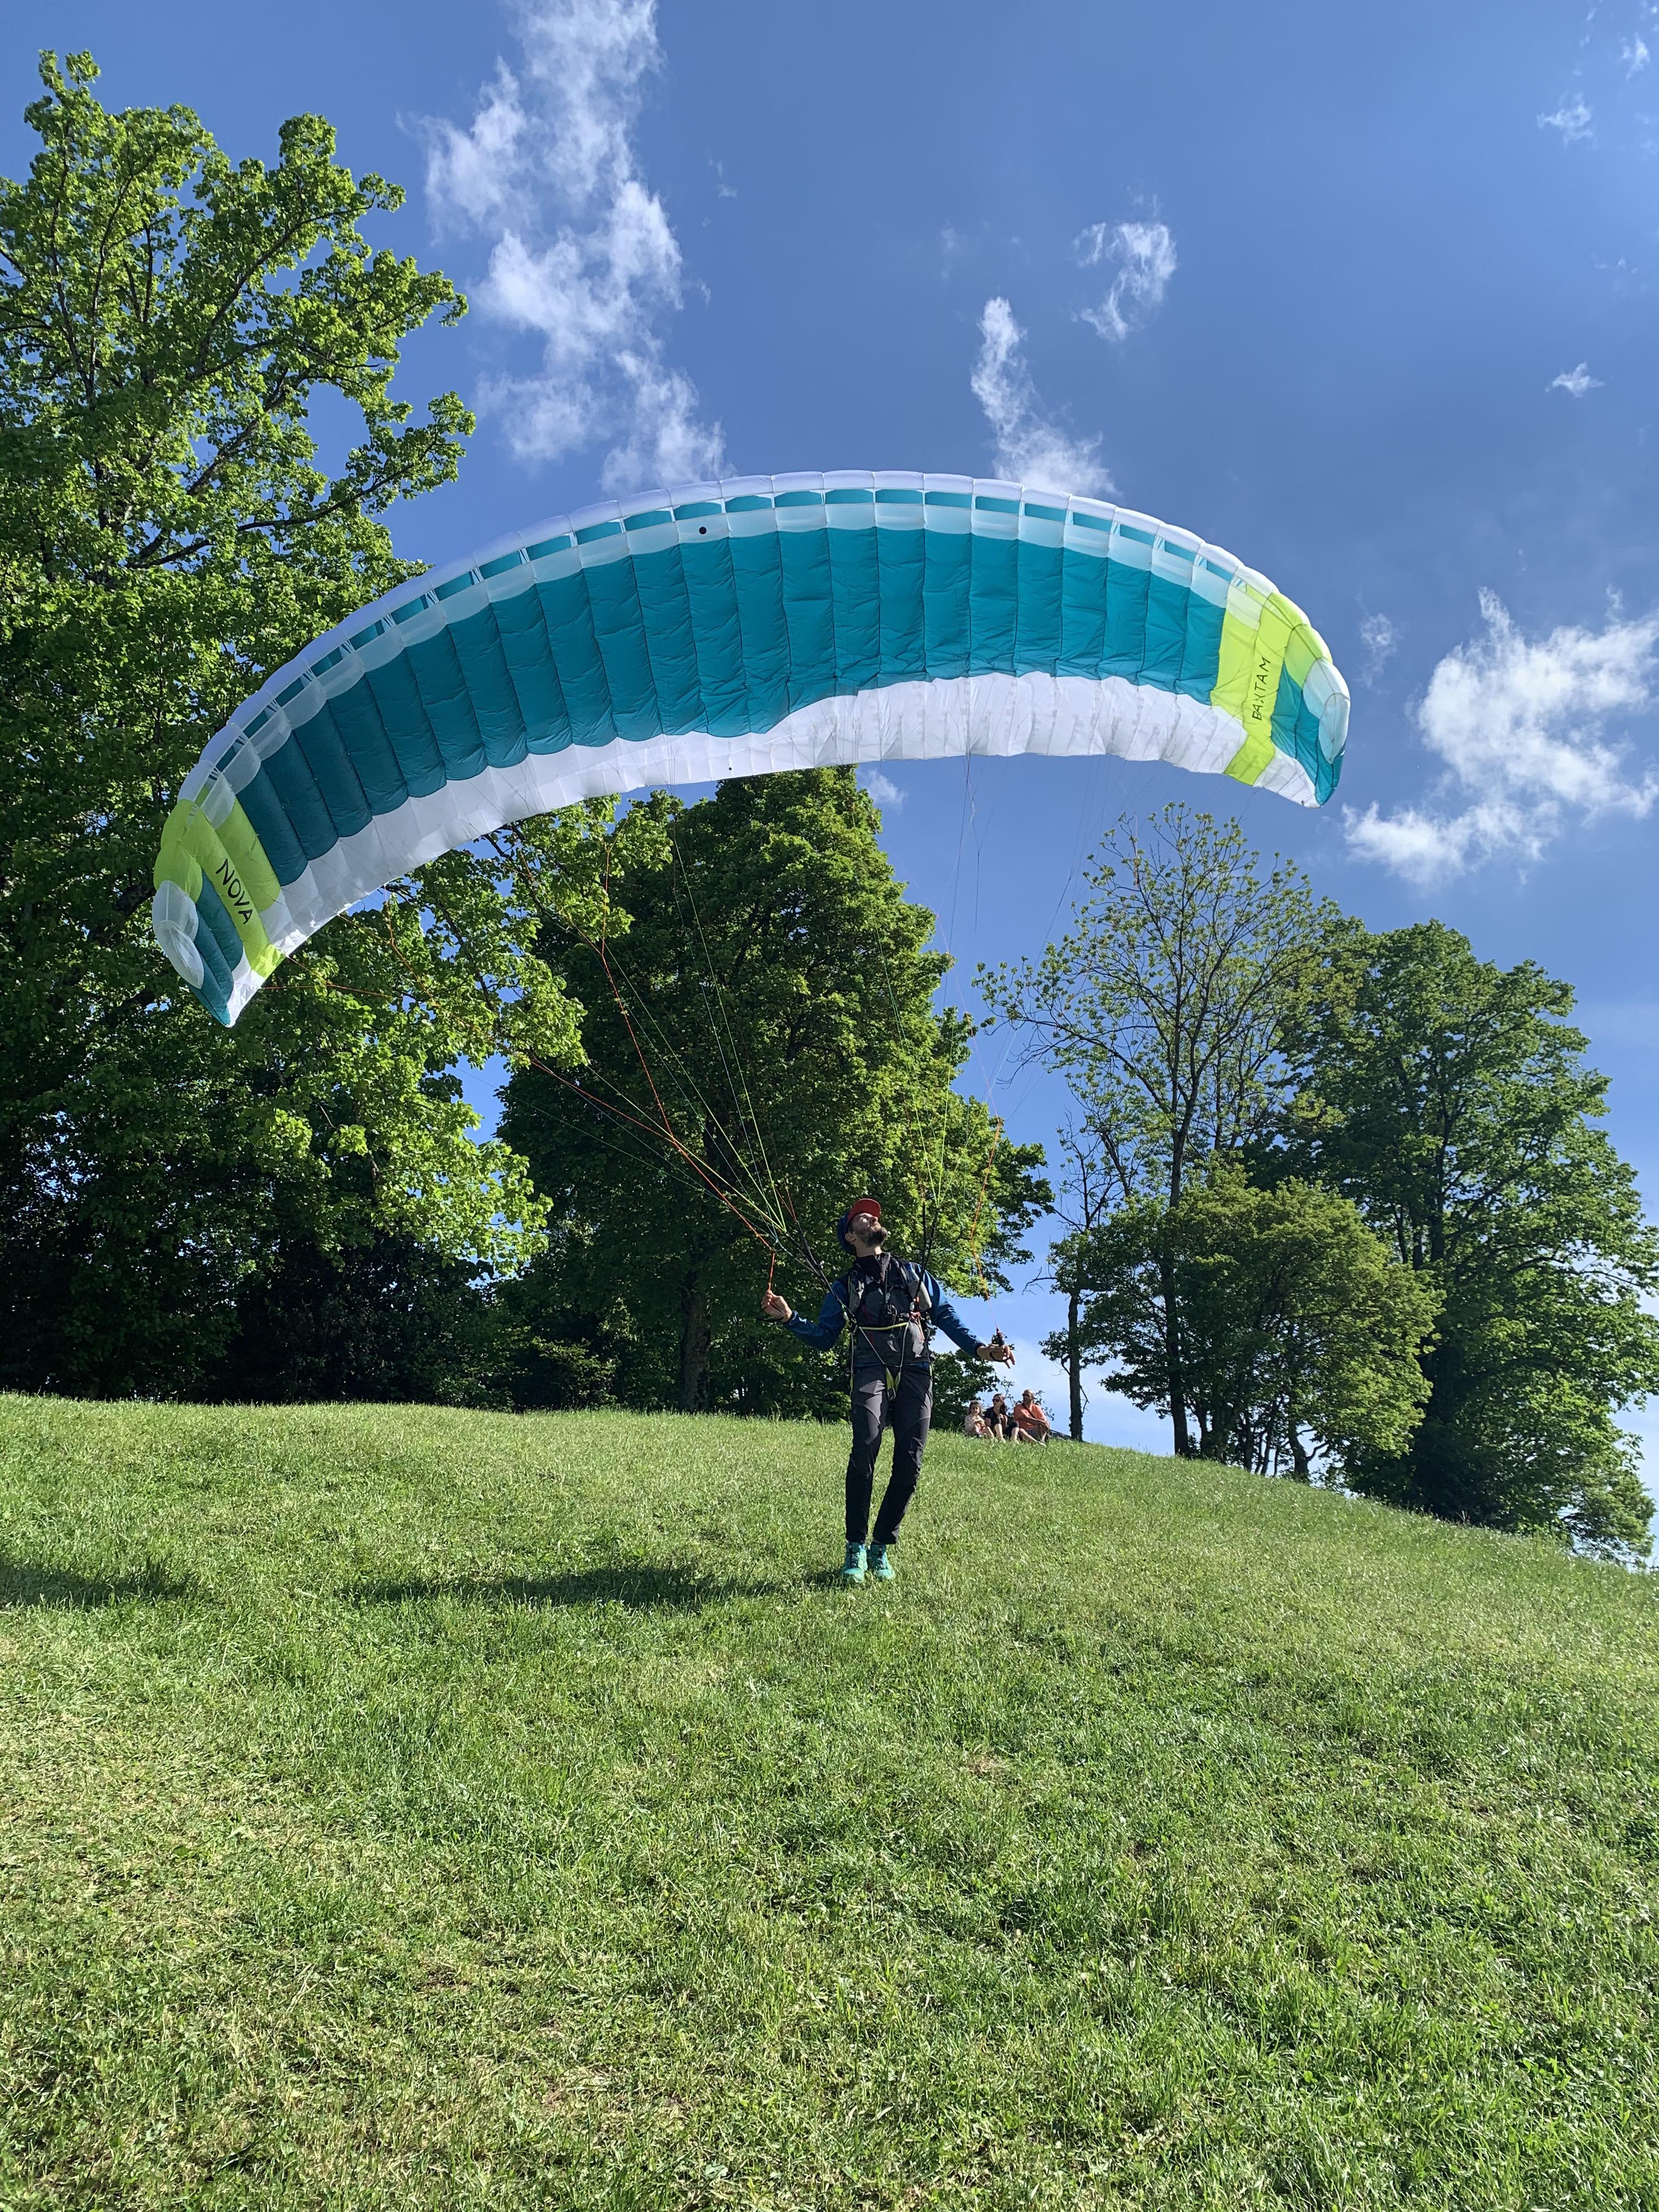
[1223,727,1278,786]
[151,797,284,1015]
[1216,584,1348,797]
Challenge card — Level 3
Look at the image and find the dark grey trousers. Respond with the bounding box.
[846,1361,933,1547]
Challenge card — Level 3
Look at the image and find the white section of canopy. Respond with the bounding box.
[219,670,1316,1023]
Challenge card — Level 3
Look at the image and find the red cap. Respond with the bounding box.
[845,1198,882,1224]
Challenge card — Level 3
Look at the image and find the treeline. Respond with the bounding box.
[3,756,1047,1423]
[2,59,1652,1564]
[985,809,1659,1562]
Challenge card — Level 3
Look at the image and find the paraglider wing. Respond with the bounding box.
[153,471,1350,1024]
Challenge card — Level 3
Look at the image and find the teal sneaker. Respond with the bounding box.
[867,1542,895,1582]
[840,1542,867,1585]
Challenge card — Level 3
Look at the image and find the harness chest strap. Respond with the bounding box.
[839,1260,933,1377]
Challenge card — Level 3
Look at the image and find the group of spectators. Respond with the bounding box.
[963,1388,1054,1443]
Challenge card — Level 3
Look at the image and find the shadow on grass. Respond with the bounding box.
[354,1561,794,1613]
[0,1554,197,1610]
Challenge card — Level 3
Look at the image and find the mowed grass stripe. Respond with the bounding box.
[1,1396,1655,2209]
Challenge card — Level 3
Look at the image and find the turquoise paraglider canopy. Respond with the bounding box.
[153,470,1351,1025]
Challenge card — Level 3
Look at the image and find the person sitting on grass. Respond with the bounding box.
[986,1391,1013,1440]
[1011,1388,1053,1444]
[962,1400,991,1440]
[761,1197,1014,1585]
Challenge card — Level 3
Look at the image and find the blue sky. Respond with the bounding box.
[8,1,1659,1460]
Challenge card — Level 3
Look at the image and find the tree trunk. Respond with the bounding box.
[1158,1239,1192,1455]
[677,1263,712,1413]
[1066,1284,1084,1441]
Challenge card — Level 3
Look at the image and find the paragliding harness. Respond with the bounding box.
[836,1255,933,1392]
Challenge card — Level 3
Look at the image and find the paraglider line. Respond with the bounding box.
[966,1115,1005,1296]
[501,830,795,1242]
[665,817,791,1237]
[582,928,795,1242]
[523,1051,788,1262]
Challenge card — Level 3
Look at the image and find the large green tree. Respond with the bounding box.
[1071,1165,1437,1479]
[1284,920,1658,1560]
[0,54,600,1395]
[500,771,1049,1415]
[981,805,1331,1454]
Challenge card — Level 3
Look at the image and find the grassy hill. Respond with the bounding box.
[0,1398,1655,2210]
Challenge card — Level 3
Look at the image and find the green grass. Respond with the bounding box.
[0,1399,1655,2211]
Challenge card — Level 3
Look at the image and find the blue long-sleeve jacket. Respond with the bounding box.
[783,1257,986,1370]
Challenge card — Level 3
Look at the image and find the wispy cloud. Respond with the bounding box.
[864,770,904,812]
[971,297,1113,496]
[1538,91,1595,142]
[1075,219,1177,343]
[415,0,724,489]
[1359,612,1398,685]
[1346,591,1659,884]
[1550,361,1604,396]
[709,159,737,200]
[1623,33,1651,76]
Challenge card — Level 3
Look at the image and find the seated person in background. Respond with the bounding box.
[986,1391,1012,1439]
[962,1400,991,1439]
[1011,1387,1053,1443]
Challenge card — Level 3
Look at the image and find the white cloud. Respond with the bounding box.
[1346,591,1659,884]
[1539,92,1595,142]
[864,770,904,811]
[971,297,1113,496]
[421,63,531,232]
[1623,33,1651,75]
[710,159,737,200]
[603,352,724,484]
[1341,797,1562,881]
[1075,219,1177,343]
[1360,611,1398,685]
[414,0,724,488]
[1550,361,1603,396]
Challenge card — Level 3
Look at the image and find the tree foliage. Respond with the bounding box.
[1011,808,1657,1557]
[1073,1165,1437,1479]
[500,771,1049,1415]
[215,1231,509,1409]
[1283,920,1659,1560]
[981,805,1331,1453]
[0,53,605,1395]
